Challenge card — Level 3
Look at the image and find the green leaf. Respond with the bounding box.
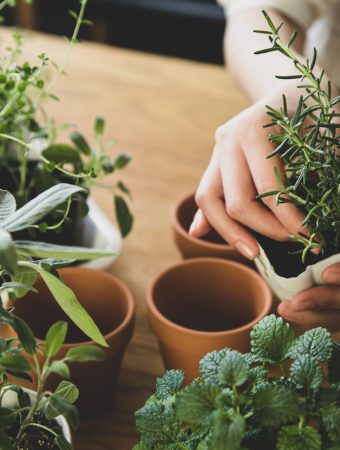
[0,229,17,275]
[156,370,185,400]
[210,410,245,450]
[1,184,86,232]
[277,425,321,450]
[95,116,104,136]
[329,342,340,384]
[11,316,37,355]
[48,360,71,378]
[45,394,79,429]
[36,268,107,347]
[45,321,68,357]
[53,381,79,404]
[114,153,131,169]
[0,353,31,372]
[11,267,38,298]
[253,385,300,427]
[289,327,333,362]
[200,349,231,385]
[217,350,248,388]
[0,430,15,450]
[0,189,16,223]
[114,195,133,237]
[55,435,73,450]
[15,241,114,260]
[69,131,91,155]
[251,315,294,364]
[290,354,323,390]
[175,383,219,433]
[65,345,105,362]
[42,144,81,164]
[322,404,340,441]
[0,407,16,429]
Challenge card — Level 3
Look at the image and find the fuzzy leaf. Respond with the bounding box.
[289,328,333,362]
[322,404,340,441]
[199,348,231,385]
[156,370,185,400]
[253,385,300,427]
[277,425,321,450]
[290,354,323,390]
[251,315,294,364]
[0,189,16,223]
[217,350,248,387]
[211,410,245,450]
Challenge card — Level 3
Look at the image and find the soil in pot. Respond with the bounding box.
[7,411,62,450]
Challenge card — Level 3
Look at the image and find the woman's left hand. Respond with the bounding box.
[278,263,340,331]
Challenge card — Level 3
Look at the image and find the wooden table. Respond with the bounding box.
[1,28,249,449]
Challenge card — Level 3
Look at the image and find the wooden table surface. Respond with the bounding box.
[1,28,249,449]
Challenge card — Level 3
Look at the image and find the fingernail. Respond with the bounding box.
[189,211,200,235]
[234,240,256,260]
[322,269,339,284]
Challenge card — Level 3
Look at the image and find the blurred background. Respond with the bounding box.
[4,0,226,64]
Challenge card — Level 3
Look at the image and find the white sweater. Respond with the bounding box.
[217,0,340,88]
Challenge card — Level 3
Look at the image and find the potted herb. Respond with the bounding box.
[252,12,340,300]
[0,302,104,449]
[0,0,133,257]
[134,314,340,450]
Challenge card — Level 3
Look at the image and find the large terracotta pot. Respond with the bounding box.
[172,192,250,265]
[12,267,135,413]
[148,258,272,382]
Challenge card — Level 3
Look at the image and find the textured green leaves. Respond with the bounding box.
[289,328,332,362]
[200,348,231,385]
[210,410,245,450]
[156,370,185,400]
[251,315,294,364]
[0,189,16,223]
[217,350,248,388]
[277,425,321,450]
[290,355,323,390]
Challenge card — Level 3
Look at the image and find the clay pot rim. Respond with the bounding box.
[171,192,232,251]
[147,257,272,337]
[32,267,135,348]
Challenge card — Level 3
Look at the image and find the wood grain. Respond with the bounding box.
[0,28,249,449]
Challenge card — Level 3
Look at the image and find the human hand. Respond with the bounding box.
[190,87,307,260]
[278,264,340,331]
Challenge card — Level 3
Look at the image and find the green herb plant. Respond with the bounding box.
[0,307,104,450]
[134,315,340,450]
[254,11,340,263]
[0,0,133,239]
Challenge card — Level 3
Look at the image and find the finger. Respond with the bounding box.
[287,285,340,312]
[189,209,212,237]
[195,162,259,260]
[322,264,340,286]
[278,300,340,331]
[218,135,289,241]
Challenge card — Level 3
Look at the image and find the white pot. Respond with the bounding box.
[77,198,122,270]
[2,387,72,444]
[255,244,340,301]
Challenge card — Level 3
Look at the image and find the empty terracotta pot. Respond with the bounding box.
[148,258,272,382]
[12,267,135,413]
[172,192,250,264]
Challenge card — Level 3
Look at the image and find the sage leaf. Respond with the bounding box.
[0,189,16,223]
[0,229,17,275]
[65,345,105,362]
[114,195,133,237]
[45,321,68,357]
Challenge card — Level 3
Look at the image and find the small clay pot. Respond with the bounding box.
[172,192,249,264]
[12,267,135,413]
[148,258,272,382]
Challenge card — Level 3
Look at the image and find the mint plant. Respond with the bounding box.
[254,11,340,263]
[134,315,340,450]
[0,308,104,450]
[0,0,133,239]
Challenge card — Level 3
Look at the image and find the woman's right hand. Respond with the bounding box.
[190,89,307,261]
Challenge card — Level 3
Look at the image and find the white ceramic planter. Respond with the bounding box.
[255,244,340,301]
[77,198,122,270]
[2,387,72,444]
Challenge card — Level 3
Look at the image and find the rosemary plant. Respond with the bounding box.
[255,11,340,262]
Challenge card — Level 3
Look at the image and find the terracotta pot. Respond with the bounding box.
[148,258,272,382]
[172,192,250,265]
[12,267,135,413]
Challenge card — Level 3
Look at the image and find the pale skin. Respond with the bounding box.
[190,8,340,331]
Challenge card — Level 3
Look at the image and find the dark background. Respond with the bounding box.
[5,0,226,64]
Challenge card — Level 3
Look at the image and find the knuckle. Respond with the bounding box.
[195,189,207,209]
[215,124,229,143]
[226,198,245,220]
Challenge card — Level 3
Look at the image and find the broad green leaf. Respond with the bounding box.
[11,316,37,355]
[53,381,79,404]
[45,394,79,429]
[15,241,114,260]
[114,195,133,237]
[156,370,185,400]
[200,349,231,385]
[0,353,31,372]
[55,435,73,450]
[11,267,38,298]
[36,268,107,347]
[42,144,81,164]
[114,153,131,169]
[277,425,321,450]
[211,410,245,450]
[253,386,300,427]
[0,189,16,223]
[48,360,71,378]
[0,430,15,450]
[290,355,323,391]
[1,184,85,232]
[70,131,91,155]
[251,315,294,364]
[65,345,105,362]
[217,350,248,387]
[45,321,68,357]
[289,327,333,362]
[0,229,17,275]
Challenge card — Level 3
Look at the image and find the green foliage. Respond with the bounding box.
[135,315,340,450]
[255,11,340,260]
